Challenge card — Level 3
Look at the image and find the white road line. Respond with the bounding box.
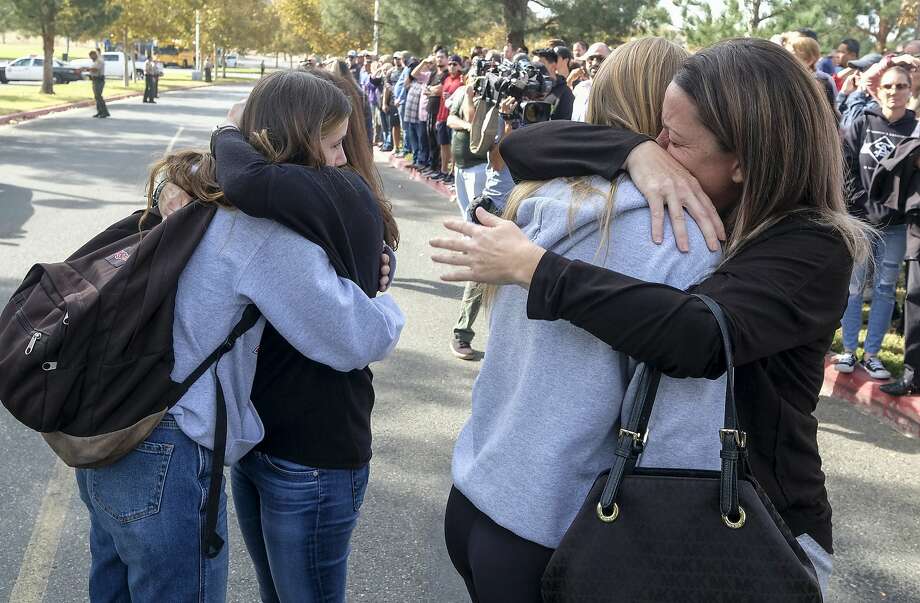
[166,125,185,153]
[9,459,74,603]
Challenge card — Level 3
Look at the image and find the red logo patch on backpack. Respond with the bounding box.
[105,248,132,268]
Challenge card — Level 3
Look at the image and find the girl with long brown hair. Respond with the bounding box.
[432,38,870,599]
[156,68,405,601]
[76,70,404,603]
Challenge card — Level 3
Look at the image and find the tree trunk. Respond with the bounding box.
[41,23,55,95]
[502,0,528,50]
[749,0,762,34]
[875,19,891,52]
[275,52,279,68]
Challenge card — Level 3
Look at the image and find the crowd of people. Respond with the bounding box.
[6,23,920,603]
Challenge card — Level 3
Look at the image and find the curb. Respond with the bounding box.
[822,357,920,437]
[0,80,248,126]
[386,153,456,201]
[0,92,140,125]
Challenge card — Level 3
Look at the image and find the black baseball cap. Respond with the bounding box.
[848,53,882,71]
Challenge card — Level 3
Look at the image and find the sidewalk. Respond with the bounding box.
[386,151,920,439]
[386,152,456,201]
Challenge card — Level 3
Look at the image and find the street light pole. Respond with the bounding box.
[195,10,201,74]
[373,0,381,55]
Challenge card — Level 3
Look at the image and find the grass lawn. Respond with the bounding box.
[0,73,252,116]
[0,40,96,62]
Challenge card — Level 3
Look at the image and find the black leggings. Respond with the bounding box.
[444,487,554,603]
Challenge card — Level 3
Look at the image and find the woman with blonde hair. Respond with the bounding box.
[785,32,838,112]
[441,37,727,601]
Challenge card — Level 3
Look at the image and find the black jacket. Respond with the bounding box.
[500,120,852,553]
[871,137,920,259]
[214,128,385,469]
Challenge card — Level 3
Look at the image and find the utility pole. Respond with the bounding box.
[373,0,381,55]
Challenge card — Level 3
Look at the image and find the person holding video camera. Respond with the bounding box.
[533,48,575,120]
[450,95,519,359]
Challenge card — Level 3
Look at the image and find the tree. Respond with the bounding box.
[6,0,115,94]
[674,0,747,49]
[540,0,663,46]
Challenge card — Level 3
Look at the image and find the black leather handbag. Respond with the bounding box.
[541,295,823,602]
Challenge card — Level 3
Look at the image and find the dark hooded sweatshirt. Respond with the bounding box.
[842,106,918,227]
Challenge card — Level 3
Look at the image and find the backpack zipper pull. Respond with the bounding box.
[25,331,41,355]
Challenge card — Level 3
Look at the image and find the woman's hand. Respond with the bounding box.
[430,208,546,287]
[841,72,859,95]
[379,252,391,292]
[226,98,246,127]
[624,141,725,252]
[159,182,193,218]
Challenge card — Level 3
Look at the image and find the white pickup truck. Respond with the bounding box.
[70,52,145,79]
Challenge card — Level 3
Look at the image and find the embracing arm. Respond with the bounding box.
[526,224,851,377]
[212,126,372,244]
[498,121,650,182]
[238,231,405,371]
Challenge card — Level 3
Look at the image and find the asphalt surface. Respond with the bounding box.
[0,85,918,602]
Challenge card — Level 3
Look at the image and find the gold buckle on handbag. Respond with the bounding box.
[719,428,747,448]
[619,428,648,447]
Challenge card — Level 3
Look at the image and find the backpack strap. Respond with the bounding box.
[171,304,261,558]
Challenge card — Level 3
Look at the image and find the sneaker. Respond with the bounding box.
[860,356,891,380]
[450,335,476,360]
[443,174,455,185]
[833,352,856,374]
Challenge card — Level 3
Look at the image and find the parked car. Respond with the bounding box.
[0,56,83,84]
[70,52,145,79]
[225,53,238,68]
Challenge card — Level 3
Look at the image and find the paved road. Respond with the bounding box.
[0,86,918,602]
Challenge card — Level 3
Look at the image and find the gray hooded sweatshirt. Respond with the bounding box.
[169,208,405,464]
[452,175,726,548]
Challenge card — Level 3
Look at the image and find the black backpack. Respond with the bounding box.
[0,201,259,557]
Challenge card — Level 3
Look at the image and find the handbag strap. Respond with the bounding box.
[597,294,747,525]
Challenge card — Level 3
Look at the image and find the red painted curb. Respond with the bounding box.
[386,153,456,200]
[821,356,920,437]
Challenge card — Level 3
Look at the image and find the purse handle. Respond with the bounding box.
[597,294,748,528]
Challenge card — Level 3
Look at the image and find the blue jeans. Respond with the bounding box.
[378,107,391,147]
[415,121,430,166]
[841,224,907,354]
[404,119,419,161]
[76,415,228,602]
[231,451,369,603]
[454,163,488,217]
